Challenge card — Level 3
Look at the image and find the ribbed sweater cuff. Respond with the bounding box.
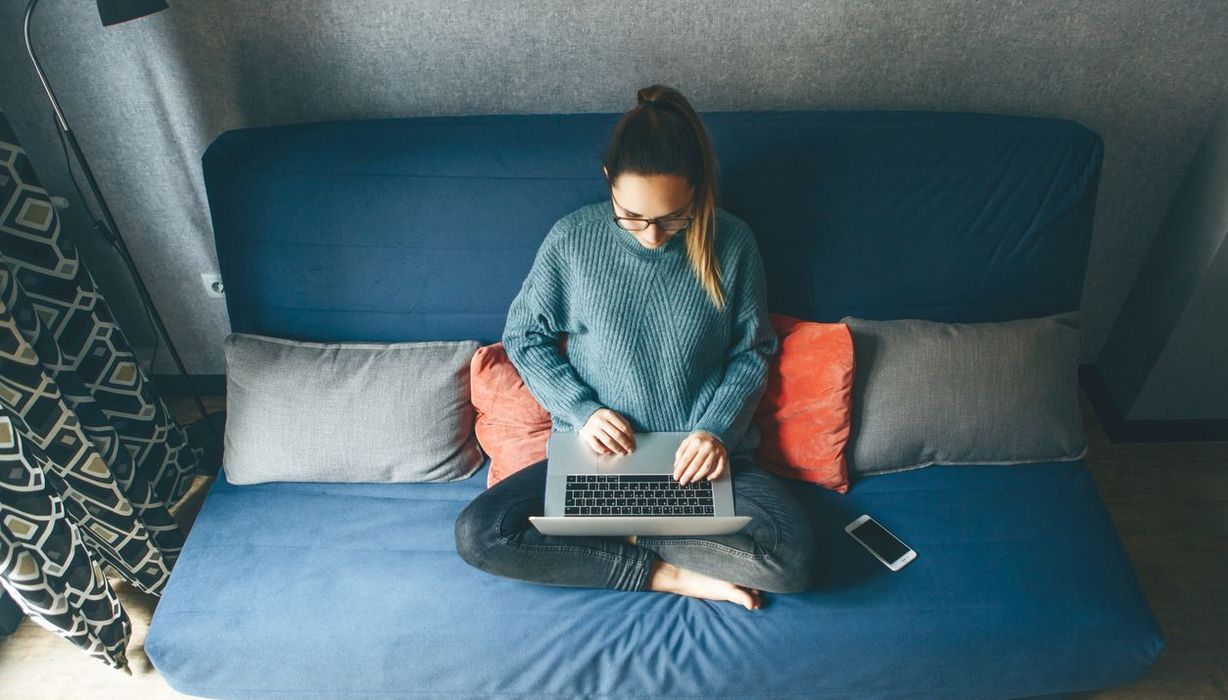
[690,422,732,451]
[566,398,605,431]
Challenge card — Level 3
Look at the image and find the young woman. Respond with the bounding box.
[454,85,817,611]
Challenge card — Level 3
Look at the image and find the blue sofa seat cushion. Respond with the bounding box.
[146,459,1164,699]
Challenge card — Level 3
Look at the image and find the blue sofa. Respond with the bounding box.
[145,110,1165,699]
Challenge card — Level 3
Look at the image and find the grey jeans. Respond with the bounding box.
[454,456,818,593]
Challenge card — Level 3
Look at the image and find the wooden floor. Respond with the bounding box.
[1,392,1224,699]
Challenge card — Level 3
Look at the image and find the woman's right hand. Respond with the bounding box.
[579,408,636,455]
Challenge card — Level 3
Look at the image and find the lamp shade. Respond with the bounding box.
[96,0,168,26]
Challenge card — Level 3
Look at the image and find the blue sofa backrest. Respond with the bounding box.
[202,110,1103,343]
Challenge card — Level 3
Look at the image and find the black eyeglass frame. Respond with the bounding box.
[609,189,696,233]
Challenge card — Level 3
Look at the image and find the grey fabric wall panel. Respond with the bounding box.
[0,0,1225,377]
[1130,238,1228,420]
[1098,77,1228,421]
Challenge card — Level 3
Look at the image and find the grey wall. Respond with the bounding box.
[1098,77,1228,421]
[1,1,1227,386]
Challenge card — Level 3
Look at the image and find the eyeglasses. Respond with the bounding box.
[610,191,695,233]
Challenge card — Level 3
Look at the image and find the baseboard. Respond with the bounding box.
[151,373,225,397]
[184,410,226,477]
[1079,364,1228,443]
[0,590,21,636]
[150,374,226,476]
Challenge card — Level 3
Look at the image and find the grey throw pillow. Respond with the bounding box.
[222,333,484,484]
[839,311,1087,477]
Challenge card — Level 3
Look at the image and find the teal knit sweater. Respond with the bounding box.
[501,201,779,459]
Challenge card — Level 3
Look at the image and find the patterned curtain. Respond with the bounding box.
[0,110,205,670]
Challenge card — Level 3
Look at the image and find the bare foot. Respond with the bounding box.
[647,560,762,610]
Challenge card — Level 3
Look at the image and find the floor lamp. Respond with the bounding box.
[22,0,223,456]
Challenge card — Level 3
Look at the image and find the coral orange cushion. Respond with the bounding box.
[470,338,566,488]
[753,314,855,494]
[474,324,853,494]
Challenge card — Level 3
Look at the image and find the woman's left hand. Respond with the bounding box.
[674,431,728,485]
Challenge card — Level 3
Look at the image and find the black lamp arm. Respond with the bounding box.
[20,0,222,456]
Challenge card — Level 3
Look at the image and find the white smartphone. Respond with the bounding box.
[845,514,917,571]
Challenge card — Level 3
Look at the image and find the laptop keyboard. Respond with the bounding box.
[564,474,715,517]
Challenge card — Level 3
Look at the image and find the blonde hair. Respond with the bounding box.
[602,84,726,311]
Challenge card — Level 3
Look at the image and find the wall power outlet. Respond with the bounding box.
[201,273,225,298]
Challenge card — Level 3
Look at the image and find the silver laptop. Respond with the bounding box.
[529,431,752,536]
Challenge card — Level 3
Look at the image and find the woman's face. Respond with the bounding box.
[604,167,695,250]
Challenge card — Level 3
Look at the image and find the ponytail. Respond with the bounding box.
[601,84,726,311]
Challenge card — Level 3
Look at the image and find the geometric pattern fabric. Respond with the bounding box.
[0,109,204,670]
